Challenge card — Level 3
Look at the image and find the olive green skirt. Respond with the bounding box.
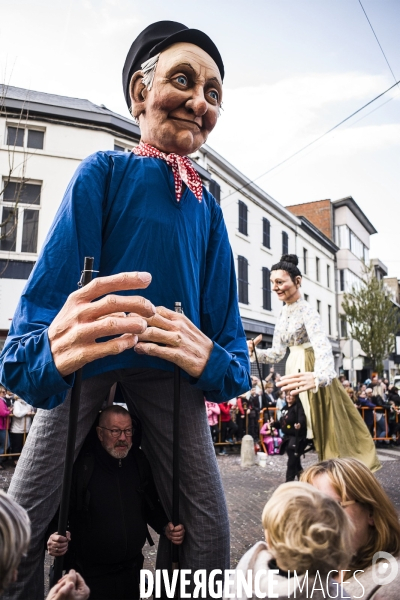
[287,344,381,472]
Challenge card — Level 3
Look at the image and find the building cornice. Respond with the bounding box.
[333,196,377,235]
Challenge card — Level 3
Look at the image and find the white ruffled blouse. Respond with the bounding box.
[254,298,337,388]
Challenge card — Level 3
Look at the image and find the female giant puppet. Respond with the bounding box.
[0,22,251,599]
[249,254,379,472]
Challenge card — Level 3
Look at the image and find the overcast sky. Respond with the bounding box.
[1,0,399,275]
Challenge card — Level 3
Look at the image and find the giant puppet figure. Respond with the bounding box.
[0,22,251,599]
[249,254,379,472]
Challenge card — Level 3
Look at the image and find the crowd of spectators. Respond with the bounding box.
[339,375,400,445]
[206,371,400,458]
[0,387,34,468]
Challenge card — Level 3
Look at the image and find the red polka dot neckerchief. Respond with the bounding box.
[132,141,203,203]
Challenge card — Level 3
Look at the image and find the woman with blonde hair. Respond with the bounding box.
[0,491,89,599]
[302,457,400,599]
[224,481,353,599]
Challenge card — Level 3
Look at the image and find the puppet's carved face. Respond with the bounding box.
[130,42,222,155]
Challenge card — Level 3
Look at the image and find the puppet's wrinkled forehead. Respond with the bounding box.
[122,20,224,109]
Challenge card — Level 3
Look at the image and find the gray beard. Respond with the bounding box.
[107,444,131,459]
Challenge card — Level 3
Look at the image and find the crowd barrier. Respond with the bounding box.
[1,403,398,460]
[0,414,34,460]
[210,403,399,454]
[359,406,399,442]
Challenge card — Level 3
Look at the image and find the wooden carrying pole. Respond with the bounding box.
[172,302,182,576]
[51,257,94,585]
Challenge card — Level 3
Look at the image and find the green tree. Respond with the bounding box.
[342,264,398,374]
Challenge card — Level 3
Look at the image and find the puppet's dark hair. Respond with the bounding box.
[271,254,302,283]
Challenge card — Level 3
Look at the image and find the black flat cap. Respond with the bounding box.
[122,20,224,109]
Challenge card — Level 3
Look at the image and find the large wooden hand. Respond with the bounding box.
[247,334,262,358]
[277,372,316,395]
[48,272,155,377]
[134,306,213,378]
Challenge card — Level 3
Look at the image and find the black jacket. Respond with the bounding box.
[49,435,168,572]
[280,400,307,437]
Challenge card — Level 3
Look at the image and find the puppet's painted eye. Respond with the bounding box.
[176,75,188,86]
[208,90,219,101]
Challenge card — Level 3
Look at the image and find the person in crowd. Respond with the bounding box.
[248,254,379,470]
[279,393,307,481]
[224,481,352,600]
[388,385,400,405]
[0,491,89,600]
[205,399,220,444]
[247,388,260,441]
[264,367,281,399]
[275,389,286,420]
[367,390,392,442]
[0,389,13,409]
[357,388,376,435]
[236,395,248,441]
[346,388,356,404]
[262,382,276,408]
[371,376,387,402]
[302,457,400,599]
[9,397,34,467]
[0,21,251,599]
[250,376,261,395]
[0,391,10,470]
[259,415,281,455]
[46,405,184,600]
[219,401,238,445]
[342,380,350,390]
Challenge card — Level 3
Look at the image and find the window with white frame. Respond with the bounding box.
[1,180,41,254]
[339,268,363,293]
[335,224,369,262]
[6,125,45,150]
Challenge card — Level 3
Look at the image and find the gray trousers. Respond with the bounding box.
[5,369,230,600]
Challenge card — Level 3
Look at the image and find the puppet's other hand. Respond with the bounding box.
[134,306,213,378]
[246,334,262,358]
[277,371,316,395]
[48,272,156,377]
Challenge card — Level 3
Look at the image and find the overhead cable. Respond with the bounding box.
[221,78,400,201]
[358,0,398,84]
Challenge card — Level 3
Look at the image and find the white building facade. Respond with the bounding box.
[0,85,339,374]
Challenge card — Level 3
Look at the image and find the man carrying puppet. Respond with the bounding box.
[0,20,251,600]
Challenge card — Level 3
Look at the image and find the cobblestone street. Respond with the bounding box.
[1,445,399,581]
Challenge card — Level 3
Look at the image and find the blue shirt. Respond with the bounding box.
[0,151,251,409]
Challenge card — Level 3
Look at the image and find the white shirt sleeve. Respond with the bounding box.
[302,302,337,387]
[250,309,288,365]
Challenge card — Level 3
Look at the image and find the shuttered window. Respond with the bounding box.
[262,218,270,248]
[282,231,288,254]
[262,267,271,310]
[238,256,249,304]
[238,200,248,236]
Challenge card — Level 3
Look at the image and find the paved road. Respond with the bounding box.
[1,445,399,578]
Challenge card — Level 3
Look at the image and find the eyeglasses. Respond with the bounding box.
[99,427,133,438]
